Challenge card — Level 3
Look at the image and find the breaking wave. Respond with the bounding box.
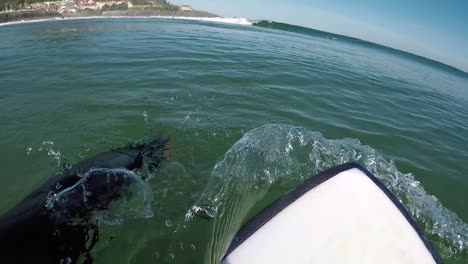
[168,16,252,26]
[187,124,468,263]
[0,16,253,27]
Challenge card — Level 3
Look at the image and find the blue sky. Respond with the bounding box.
[172,0,468,72]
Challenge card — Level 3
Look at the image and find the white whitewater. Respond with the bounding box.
[0,16,253,27]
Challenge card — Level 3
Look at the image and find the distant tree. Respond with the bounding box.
[112,3,128,10]
[0,0,59,11]
[102,3,128,11]
[131,0,151,6]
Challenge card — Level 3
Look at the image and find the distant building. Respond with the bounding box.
[31,1,60,11]
[74,0,98,9]
[96,1,106,9]
[27,0,132,13]
[179,5,192,11]
[73,0,132,10]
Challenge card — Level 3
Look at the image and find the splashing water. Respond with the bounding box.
[143,111,149,129]
[128,137,169,182]
[37,141,63,168]
[94,170,154,226]
[187,124,468,263]
[47,168,154,226]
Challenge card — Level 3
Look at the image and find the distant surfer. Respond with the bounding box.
[0,138,168,264]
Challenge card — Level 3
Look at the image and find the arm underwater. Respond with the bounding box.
[0,138,168,264]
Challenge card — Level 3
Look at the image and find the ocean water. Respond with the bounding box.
[1,18,468,263]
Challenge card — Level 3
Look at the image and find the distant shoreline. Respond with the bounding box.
[0,13,253,28]
[0,9,220,24]
[1,12,464,74]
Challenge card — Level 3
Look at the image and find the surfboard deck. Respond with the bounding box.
[222,163,440,264]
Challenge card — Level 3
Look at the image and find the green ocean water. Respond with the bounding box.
[1,18,468,263]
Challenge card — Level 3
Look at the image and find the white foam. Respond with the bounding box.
[0,15,253,27]
[0,17,63,27]
[168,16,252,26]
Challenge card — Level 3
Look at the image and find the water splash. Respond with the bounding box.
[130,137,169,181]
[47,168,154,226]
[37,141,63,168]
[182,111,192,127]
[143,111,149,129]
[187,124,468,263]
[59,257,72,264]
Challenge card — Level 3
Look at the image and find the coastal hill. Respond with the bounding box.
[0,0,219,22]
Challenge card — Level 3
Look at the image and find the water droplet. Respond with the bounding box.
[56,182,62,190]
[188,93,192,97]
[187,205,217,220]
[165,219,172,227]
[160,187,168,199]
[78,153,84,158]
[143,111,150,128]
[45,191,57,209]
[196,118,201,122]
[60,257,72,264]
[184,112,192,121]
[81,184,88,203]
[194,131,199,136]
[171,97,174,101]
[26,146,32,155]
[212,132,217,137]
[190,244,196,250]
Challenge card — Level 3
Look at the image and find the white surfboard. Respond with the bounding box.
[223,163,440,264]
